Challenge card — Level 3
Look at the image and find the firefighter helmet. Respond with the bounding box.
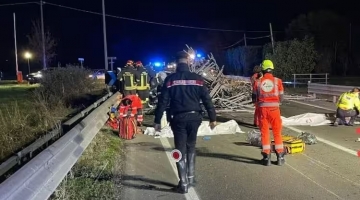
[135,61,142,67]
[126,60,134,66]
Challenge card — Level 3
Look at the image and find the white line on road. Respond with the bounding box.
[287,99,335,111]
[160,137,201,200]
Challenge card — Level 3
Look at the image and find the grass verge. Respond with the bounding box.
[51,127,124,200]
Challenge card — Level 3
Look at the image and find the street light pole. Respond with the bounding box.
[24,52,32,75]
[102,0,108,71]
[40,0,46,69]
[27,58,31,75]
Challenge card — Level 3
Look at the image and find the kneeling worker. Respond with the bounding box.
[334,88,360,126]
[252,60,285,166]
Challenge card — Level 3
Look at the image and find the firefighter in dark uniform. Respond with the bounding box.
[154,51,217,194]
[135,61,150,104]
[118,60,138,96]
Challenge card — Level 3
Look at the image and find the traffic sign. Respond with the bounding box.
[171,149,182,162]
[106,71,117,86]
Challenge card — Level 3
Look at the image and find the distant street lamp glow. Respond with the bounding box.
[24,52,32,59]
[24,51,32,75]
[189,54,195,59]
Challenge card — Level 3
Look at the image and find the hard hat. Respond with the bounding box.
[261,60,274,71]
[135,61,142,66]
[126,60,134,65]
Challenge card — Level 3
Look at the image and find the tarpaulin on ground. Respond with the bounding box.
[281,113,331,126]
[144,120,244,138]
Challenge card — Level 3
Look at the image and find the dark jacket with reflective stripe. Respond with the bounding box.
[119,67,137,90]
[154,63,216,124]
[136,67,149,90]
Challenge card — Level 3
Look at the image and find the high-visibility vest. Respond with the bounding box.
[122,72,136,90]
[137,71,149,90]
[255,74,283,107]
[337,92,360,110]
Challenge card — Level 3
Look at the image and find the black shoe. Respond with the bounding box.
[187,152,196,187]
[261,152,271,166]
[276,152,285,166]
[175,158,188,193]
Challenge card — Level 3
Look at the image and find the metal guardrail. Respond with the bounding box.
[0,92,119,200]
[0,92,113,179]
[308,82,355,102]
[292,73,329,88]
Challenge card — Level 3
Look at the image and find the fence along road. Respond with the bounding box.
[0,92,120,200]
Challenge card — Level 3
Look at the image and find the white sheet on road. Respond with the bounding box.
[144,120,244,138]
[281,113,331,126]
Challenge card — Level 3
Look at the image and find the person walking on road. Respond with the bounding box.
[154,51,217,194]
[333,88,360,126]
[251,65,263,127]
[118,60,138,96]
[252,60,285,166]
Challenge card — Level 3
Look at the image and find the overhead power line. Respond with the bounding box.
[0,1,37,7]
[44,2,277,33]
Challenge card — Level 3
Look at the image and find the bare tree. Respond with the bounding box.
[27,20,57,67]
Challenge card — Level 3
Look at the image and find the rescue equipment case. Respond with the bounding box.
[272,135,305,154]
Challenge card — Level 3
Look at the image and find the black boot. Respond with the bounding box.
[261,152,271,166]
[276,152,285,166]
[174,158,188,194]
[187,152,196,187]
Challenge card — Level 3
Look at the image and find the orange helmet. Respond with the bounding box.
[126,60,134,65]
[135,61,142,67]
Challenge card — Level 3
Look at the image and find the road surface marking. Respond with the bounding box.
[160,137,201,200]
[301,153,360,187]
[287,99,335,111]
[285,126,358,157]
[285,163,344,200]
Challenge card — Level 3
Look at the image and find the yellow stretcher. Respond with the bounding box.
[271,135,305,154]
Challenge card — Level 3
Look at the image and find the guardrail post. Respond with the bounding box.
[309,74,312,83]
[326,73,328,85]
[333,96,337,103]
[293,74,296,88]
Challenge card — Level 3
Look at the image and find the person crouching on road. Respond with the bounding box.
[252,60,285,166]
[334,88,360,126]
[118,60,138,96]
[154,51,217,194]
[251,65,263,127]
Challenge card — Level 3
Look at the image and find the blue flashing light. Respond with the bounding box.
[154,62,161,67]
[196,53,202,58]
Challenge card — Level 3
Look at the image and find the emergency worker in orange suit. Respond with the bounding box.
[251,65,263,126]
[252,60,285,166]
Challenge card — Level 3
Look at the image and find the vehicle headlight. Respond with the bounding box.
[34,74,42,78]
[89,75,93,78]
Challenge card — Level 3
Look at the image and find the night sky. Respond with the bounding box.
[0,0,356,76]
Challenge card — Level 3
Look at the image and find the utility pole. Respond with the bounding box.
[349,23,352,53]
[102,0,108,71]
[40,0,46,69]
[244,33,247,46]
[13,13,19,76]
[269,23,275,53]
[108,57,117,71]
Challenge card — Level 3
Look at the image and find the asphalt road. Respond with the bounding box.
[120,103,360,200]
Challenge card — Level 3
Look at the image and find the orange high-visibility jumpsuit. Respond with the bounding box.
[253,73,284,154]
[251,73,260,126]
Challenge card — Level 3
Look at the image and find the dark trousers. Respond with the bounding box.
[137,89,150,103]
[171,113,202,157]
[336,108,359,124]
[123,89,137,97]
